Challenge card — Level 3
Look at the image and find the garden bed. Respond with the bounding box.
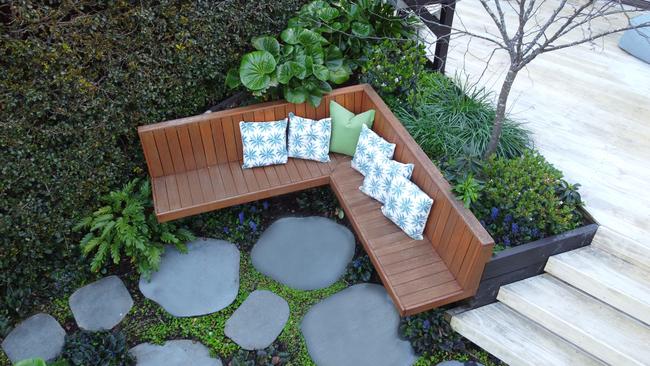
[466,214,598,309]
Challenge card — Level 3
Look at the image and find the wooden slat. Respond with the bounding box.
[163,175,181,210]
[292,158,312,180]
[284,159,303,182]
[165,128,186,173]
[239,164,260,193]
[140,131,164,177]
[152,130,175,175]
[213,163,235,196]
[177,125,197,171]
[221,116,239,162]
[152,177,170,212]
[199,121,218,166]
[197,168,216,202]
[210,118,229,163]
[207,165,227,198]
[188,123,207,169]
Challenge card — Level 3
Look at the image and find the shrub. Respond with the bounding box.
[344,253,375,284]
[59,330,132,366]
[399,309,464,356]
[74,179,194,277]
[229,0,416,106]
[1,0,308,326]
[186,201,266,252]
[395,72,531,160]
[360,39,428,108]
[475,151,583,250]
[228,342,290,366]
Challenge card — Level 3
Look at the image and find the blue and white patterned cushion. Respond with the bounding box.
[287,112,331,163]
[351,124,395,176]
[381,175,434,240]
[360,158,414,204]
[240,119,288,169]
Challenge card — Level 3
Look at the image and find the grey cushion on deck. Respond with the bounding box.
[618,13,650,64]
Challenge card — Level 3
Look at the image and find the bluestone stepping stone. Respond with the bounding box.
[437,361,484,366]
[251,217,355,290]
[301,283,417,366]
[69,275,133,331]
[1,313,65,363]
[139,238,240,317]
[225,290,289,350]
[130,340,222,366]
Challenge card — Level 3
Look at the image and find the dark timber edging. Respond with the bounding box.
[462,222,599,309]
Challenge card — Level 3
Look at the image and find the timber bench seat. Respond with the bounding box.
[138,84,494,315]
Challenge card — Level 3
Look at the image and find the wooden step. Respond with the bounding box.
[450,302,605,366]
[591,226,650,272]
[498,274,650,366]
[546,246,650,325]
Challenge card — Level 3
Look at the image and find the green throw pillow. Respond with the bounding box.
[329,100,375,156]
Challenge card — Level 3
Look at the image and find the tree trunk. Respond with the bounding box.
[484,67,519,158]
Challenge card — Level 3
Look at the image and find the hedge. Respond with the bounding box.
[0,0,308,331]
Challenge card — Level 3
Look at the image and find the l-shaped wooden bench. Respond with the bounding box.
[138,84,494,315]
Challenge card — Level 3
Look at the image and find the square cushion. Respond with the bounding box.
[239,119,288,169]
[329,100,375,156]
[381,175,434,240]
[287,112,331,163]
[351,124,396,176]
[360,158,414,204]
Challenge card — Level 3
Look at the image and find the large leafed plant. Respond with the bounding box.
[227,0,416,106]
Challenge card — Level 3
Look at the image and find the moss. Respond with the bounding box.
[119,253,345,364]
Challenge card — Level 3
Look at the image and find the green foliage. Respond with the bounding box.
[229,343,290,366]
[295,187,340,218]
[59,330,132,366]
[453,175,483,209]
[475,151,583,249]
[185,202,266,252]
[395,72,532,160]
[1,0,308,327]
[74,178,194,277]
[399,309,464,356]
[344,253,375,284]
[14,359,46,366]
[229,0,416,106]
[360,39,428,107]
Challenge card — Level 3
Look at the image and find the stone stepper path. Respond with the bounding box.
[69,275,133,331]
[130,340,222,366]
[301,283,417,366]
[224,290,289,350]
[251,217,355,290]
[1,313,66,363]
[139,238,240,317]
[3,218,416,366]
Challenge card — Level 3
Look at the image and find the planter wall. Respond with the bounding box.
[464,220,599,309]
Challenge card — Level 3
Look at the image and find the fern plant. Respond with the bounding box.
[74,178,194,277]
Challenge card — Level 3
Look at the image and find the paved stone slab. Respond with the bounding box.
[225,290,289,350]
[437,361,484,366]
[130,340,222,366]
[139,238,240,317]
[301,283,416,366]
[251,217,355,290]
[69,275,133,331]
[1,313,65,363]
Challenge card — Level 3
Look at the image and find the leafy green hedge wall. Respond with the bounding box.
[0,0,307,329]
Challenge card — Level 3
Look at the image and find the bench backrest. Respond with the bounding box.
[138,84,494,293]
